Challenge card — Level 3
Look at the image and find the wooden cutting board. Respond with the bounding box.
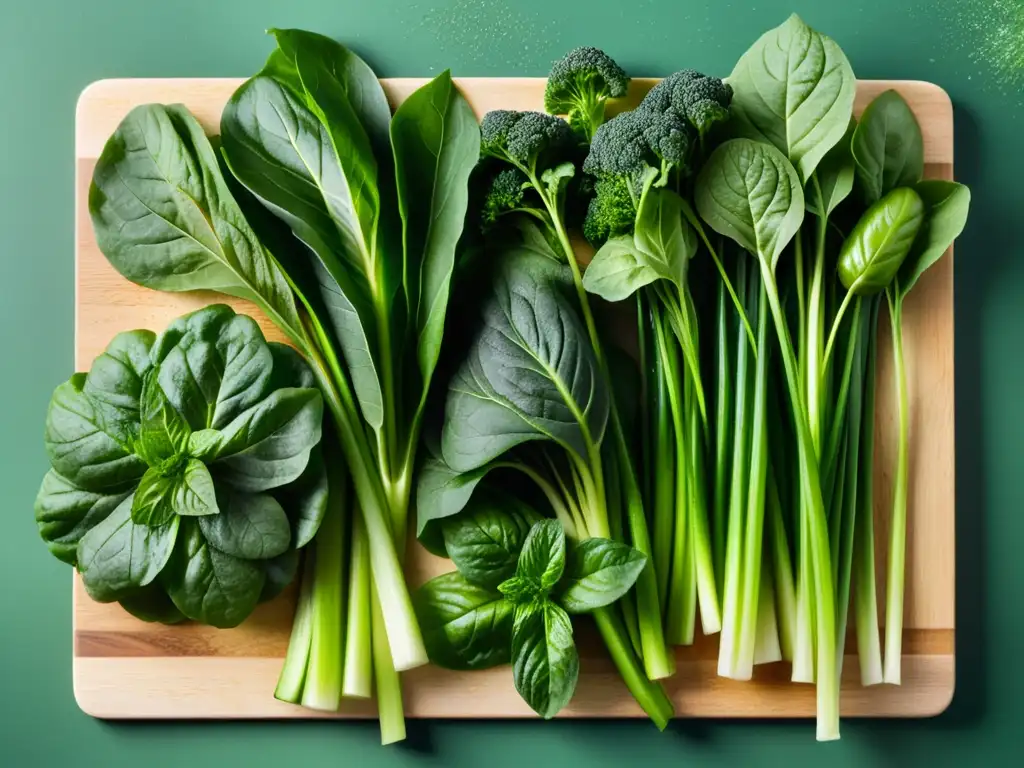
[72,77,956,721]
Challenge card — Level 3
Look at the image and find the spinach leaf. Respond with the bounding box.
[694,138,805,269]
[895,180,971,298]
[440,243,609,473]
[414,571,513,671]
[511,600,579,719]
[118,584,187,624]
[88,104,305,347]
[582,236,661,302]
[558,538,648,614]
[852,90,925,205]
[808,118,856,217]
[79,330,155,448]
[259,549,301,602]
[728,13,856,182]
[136,371,191,464]
[78,495,180,603]
[34,470,130,567]
[198,490,291,560]
[838,187,924,296]
[132,459,219,525]
[162,519,266,628]
[271,446,328,549]
[441,492,544,589]
[415,456,497,549]
[515,519,566,591]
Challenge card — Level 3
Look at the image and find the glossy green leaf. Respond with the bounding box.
[558,538,647,614]
[695,138,805,269]
[511,600,579,719]
[838,187,924,295]
[516,519,566,591]
[895,180,971,298]
[852,90,924,205]
[137,372,191,465]
[198,490,291,560]
[78,495,180,603]
[162,519,266,628]
[442,492,545,589]
[414,571,513,670]
[34,470,130,566]
[88,104,305,346]
[132,459,219,526]
[440,240,609,473]
[728,13,856,181]
[498,575,544,605]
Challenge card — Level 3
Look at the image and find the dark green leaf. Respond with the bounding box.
[198,490,291,560]
[728,13,856,182]
[271,446,328,549]
[414,571,513,670]
[852,90,924,205]
[498,575,543,605]
[34,470,130,566]
[838,187,924,296]
[511,601,579,719]
[212,388,323,492]
[137,371,192,465]
[896,180,971,297]
[88,104,305,346]
[118,584,187,624]
[516,519,566,590]
[441,492,544,589]
[695,138,805,269]
[440,241,609,472]
[259,548,301,602]
[162,519,266,628]
[132,459,219,525]
[79,329,155,447]
[78,495,180,603]
[415,457,497,549]
[558,538,647,614]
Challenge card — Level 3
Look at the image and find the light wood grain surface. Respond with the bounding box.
[73,77,956,720]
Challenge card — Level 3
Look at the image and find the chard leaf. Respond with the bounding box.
[695,138,805,269]
[414,571,513,671]
[78,495,180,602]
[440,237,609,473]
[511,601,579,719]
[88,103,305,347]
[162,519,266,628]
[197,490,291,560]
[728,13,856,182]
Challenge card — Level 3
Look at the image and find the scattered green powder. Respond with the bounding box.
[947,0,1024,85]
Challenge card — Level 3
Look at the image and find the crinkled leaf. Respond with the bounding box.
[558,538,647,614]
[78,495,180,603]
[511,601,579,719]
[198,490,291,560]
[516,519,566,591]
[137,371,192,465]
[414,571,513,671]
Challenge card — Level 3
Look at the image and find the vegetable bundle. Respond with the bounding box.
[37,12,971,747]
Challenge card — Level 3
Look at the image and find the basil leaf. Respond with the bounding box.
[516,519,566,590]
[132,459,219,525]
[511,601,579,719]
[88,103,306,347]
[441,492,544,589]
[695,138,805,269]
[137,372,192,465]
[728,13,856,182]
[187,429,222,461]
[78,496,180,603]
[852,90,925,205]
[118,584,187,624]
[895,180,971,298]
[414,571,513,671]
[211,388,323,492]
[162,519,266,628]
[498,575,543,605]
[558,538,648,614]
[150,305,275,432]
[838,187,924,296]
[198,490,291,560]
[440,241,609,473]
[34,470,130,567]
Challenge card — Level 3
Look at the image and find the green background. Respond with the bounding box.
[1,0,1019,764]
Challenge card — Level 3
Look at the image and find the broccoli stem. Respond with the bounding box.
[883,289,910,685]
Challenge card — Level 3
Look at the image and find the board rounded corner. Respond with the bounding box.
[72,659,113,720]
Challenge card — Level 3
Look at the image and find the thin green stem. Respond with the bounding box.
[883,291,910,685]
[342,511,372,699]
[767,466,797,663]
[274,548,315,703]
[823,289,857,379]
[371,588,406,745]
[713,279,732,596]
[806,231,826,456]
[651,303,677,608]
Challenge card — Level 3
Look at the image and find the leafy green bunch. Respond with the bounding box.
[35,305,326,628]
[415,495,646,719]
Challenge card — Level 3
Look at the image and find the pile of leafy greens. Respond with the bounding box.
[35,305,326,628]
[84,28,480,744]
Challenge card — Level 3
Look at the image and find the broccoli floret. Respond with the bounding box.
[640,69,732,139]
[584,107,692,188]
[544,46,630,142]
[481,168,533,229]
[480,110,574,171]
[583,175,637,246]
